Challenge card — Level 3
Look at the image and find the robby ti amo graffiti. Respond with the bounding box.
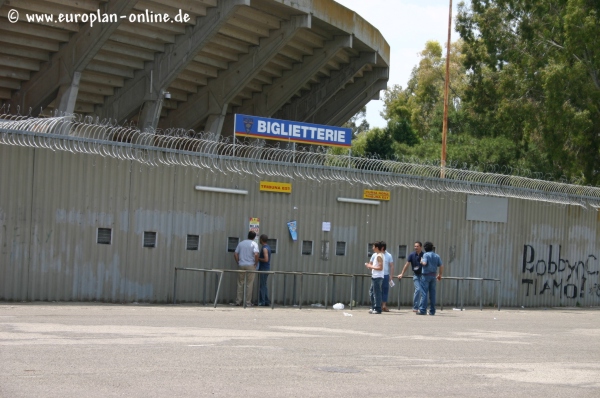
[522,245,600,299]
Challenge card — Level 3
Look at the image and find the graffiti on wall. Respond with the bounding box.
[521,245,599,299]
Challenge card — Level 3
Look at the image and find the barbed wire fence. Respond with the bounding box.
[1,112,599,209]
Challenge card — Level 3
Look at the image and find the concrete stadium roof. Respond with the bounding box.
[0,0,389,136]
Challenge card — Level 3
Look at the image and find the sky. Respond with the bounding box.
[335,0,468,128]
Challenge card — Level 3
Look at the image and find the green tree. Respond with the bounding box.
[456,0,600,183]
[387,118,419,146]
[383,40,467,139]
[364,127,395,159]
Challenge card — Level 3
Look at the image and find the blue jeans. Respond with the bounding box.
[413,275,424,311]
[381,274,390,302]
[258,271,270,305]
[369,277,383,312]
[419,274,437,315]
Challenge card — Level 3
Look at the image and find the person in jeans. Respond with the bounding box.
[233,231,259,306]
[398,241,424,312]
[365,241,384,314]
[417,241,444,315]
[257,234,271,306]
[380,241,394,312]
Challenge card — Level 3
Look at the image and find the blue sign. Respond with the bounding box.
[234,114,352,148]
[287,220,298,241]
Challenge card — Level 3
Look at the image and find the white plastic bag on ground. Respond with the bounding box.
[333,303,344,310]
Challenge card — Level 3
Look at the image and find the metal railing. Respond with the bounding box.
[173,268,357,309]
[173,268,502,311]
[440,276,502,311]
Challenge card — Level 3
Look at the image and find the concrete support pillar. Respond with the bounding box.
[55,72,81,115]
[220,114,236,139]
[204,113,226,135]
[139,93,164,133]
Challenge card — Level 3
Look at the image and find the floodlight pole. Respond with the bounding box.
[441,0,452,178]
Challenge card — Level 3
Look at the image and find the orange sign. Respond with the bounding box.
[363,189,390,201]
[260,181,292,194]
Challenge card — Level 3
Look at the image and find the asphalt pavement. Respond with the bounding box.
[1,303,599,397]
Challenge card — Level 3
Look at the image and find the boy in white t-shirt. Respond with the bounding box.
[365,241,384,314]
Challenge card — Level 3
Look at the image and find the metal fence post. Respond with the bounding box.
[214,271,224,308]
[270,272,276,310]
[460,279,464,310]
[480,278,483,311]
[293,274,297,306]
[282,273,287,307]
[324,274,329,309]
[397,277,402,310]
[243,272,248,308]
[331,274,336,307]
[498,279,502,311]
[440,277,443,311]
[299,274,303,309]
[455,279,459,309]
[350,275,354,310]
[173,268,178,305]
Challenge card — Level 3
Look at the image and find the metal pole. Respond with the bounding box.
[243,272,247,309]
[350,275,354,310]
[397,277,401,311]
[271,273,275,310]
[460,279,464,310]
[299,274,303,309]
[214,271,224,308]
[293,274,297,306]
[331,275,336,307]
[361,276,365,306]
[353,276,358,308]
[480,279,483,311]
[202,271,206,305]
[256,270,260,305]
[214,272,218,305]
[441,0,452,178]
[440,277,444,311]
[455,279,459,308]
[325,275,329,309]
[173,268,178,305]
[282,273,287,307]
[498,279,502,311]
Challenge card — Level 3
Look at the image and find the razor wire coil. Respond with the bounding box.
[1,114,599,209]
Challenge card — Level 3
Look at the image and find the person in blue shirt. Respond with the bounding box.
[257,234,272,306]
[417,241,444,315]
[398,241,424,312]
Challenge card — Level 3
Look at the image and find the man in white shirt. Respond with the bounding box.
[365,241,384,314]
[233,231,259,306]
[381,241,394,312]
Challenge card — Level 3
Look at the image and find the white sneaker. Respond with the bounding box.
[368,309,374,314]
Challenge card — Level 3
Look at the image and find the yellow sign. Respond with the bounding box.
[260,181,292,194]
[363,189,390,201]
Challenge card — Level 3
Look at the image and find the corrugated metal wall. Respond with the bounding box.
[27,149,132,302]
[0,145,33,301]
[1,145,599,307]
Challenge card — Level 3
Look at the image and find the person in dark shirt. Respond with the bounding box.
[257,234,272,306]
[397,241,424,312]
